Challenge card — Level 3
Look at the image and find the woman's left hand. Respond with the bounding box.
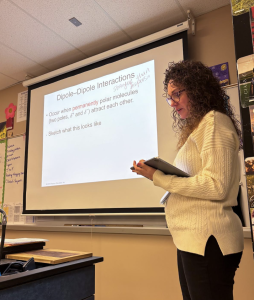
[132,160,157,181]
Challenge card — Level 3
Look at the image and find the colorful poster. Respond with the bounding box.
[249,105,254,142]
[245,157,254,237]
[237,54,254,107]
[0,122,6,140]
[250,6,254,53]
[232,0,254,16]
[210,62,229,86]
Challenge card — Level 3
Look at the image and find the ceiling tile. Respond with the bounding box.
[94,0,187,40]
[10,0,131,56]
[177,0,230,17]
[0,43,49,81]
[0,73,18,91]
[0,0,85,67]
[41,49,87,70]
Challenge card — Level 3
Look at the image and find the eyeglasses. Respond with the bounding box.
[166,89,185,106]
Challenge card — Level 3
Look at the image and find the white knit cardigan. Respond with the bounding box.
[153,110,244,256]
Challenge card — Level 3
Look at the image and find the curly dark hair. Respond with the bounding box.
[163,60,242,150]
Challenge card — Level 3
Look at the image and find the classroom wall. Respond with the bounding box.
[1,4,254,300]
[188,5,238,84]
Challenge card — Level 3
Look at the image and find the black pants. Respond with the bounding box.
[177,236,242,300]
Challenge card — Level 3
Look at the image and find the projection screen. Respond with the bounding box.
[24,30,188,214]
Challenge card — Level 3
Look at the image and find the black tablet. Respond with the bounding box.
[132,157,189,177]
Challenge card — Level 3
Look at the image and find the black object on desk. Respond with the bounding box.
[1,257,36,276]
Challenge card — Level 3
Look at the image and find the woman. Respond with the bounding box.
[133,61,244,300]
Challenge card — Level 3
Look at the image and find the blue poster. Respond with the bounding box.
[210,62,229,87]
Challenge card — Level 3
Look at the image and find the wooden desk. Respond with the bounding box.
[0,256,103,300]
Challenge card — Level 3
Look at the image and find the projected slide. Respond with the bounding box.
[42,60,158,187]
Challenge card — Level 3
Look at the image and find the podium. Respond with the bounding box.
[0,256,103,300]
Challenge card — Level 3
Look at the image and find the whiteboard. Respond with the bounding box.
[1,136,34,224]
[5,135,26,205]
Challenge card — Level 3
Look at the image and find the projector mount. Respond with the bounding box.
[187,10,195,36]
